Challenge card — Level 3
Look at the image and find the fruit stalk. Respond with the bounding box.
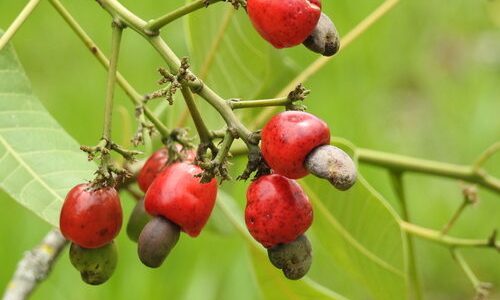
[146,0,224,32]
[228,97,292,110]
[102,20,123,142]
[97,0,258,148]
[49,0,171,138]
[179,86,212,144]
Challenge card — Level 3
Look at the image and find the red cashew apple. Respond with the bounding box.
[261,111,330,179]
[60,184,123,249]
[245,174,313,248]
[144,162,218,237]
[247,0,322,48]
[137,147,196,193]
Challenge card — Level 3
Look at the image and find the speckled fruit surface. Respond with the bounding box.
[137,147,196,193]
[144,162,217,237]
[60,184,122,249]
[245,174,313,248]
[247,0,322,48]
[261,111,330,179]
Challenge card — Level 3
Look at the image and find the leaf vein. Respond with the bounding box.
[0,136,62,203]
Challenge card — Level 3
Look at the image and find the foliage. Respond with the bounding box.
[0,0,499,299]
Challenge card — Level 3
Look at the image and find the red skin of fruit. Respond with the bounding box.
[60,184,122,248]
[245,174,313,248]
[137,147,196,193]
[144,162,218,237]
[247,0,322,48]
[261,111,330,179]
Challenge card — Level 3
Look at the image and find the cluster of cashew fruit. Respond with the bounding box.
[58,0,351,285]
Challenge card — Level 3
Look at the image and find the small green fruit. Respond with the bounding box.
[69,241,117,285]
[127,199,151,242]
[267,235,312,280]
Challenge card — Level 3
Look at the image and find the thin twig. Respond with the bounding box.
[176,7,235,128]
[473,142,500,173]
[441,186,477,235]
[401,221,499,250]
[2,230,67,300]
[0,0,42,51]
[145,0,223,32]
[451,250,492,299]
[48,0,170,138]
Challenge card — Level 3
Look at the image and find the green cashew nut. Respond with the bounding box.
[267,235,312,280]
[127,199,151,242]
[69,241,118,285]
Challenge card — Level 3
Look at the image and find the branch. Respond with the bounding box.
[1,159,144,300]
[94,0,258,148]
[179,86,212,144]
[401,221,499,251]
[228,83,309,110]
[472,142,500,173]
[0,0,42,51]
[146,36,256,146]
[145,0,223,32]
[49,0,170,138]
[357,148,500,194]
[441,185,477,235]
[451,250,492,299]
[101,19,123,141]
[3,230,67,300]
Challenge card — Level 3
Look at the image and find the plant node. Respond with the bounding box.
[160,128,196,164]
[286,83,309,111]
[226,0,247,10]
[462,184,479,205]
[238,144,271,181]
[81,138,140,187]
[131,105,155,146]
[197,130,235,183]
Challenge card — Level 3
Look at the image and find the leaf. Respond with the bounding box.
[219,140,407,299]
[0,38,94,227]
[299,140,407,299]
[184,1,322,130]
[186,5,267,99]
[217,191,349,300]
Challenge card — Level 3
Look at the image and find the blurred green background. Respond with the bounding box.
[1,0,499,299]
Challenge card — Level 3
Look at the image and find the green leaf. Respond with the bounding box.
[184,2,305,101]
[0,40,94,227]
[186,5,267,99]
[300,140,407,299]
[218,140,406,299]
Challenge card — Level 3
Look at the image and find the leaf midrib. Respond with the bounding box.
[301,181,405,277]
[0,134,63,203]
